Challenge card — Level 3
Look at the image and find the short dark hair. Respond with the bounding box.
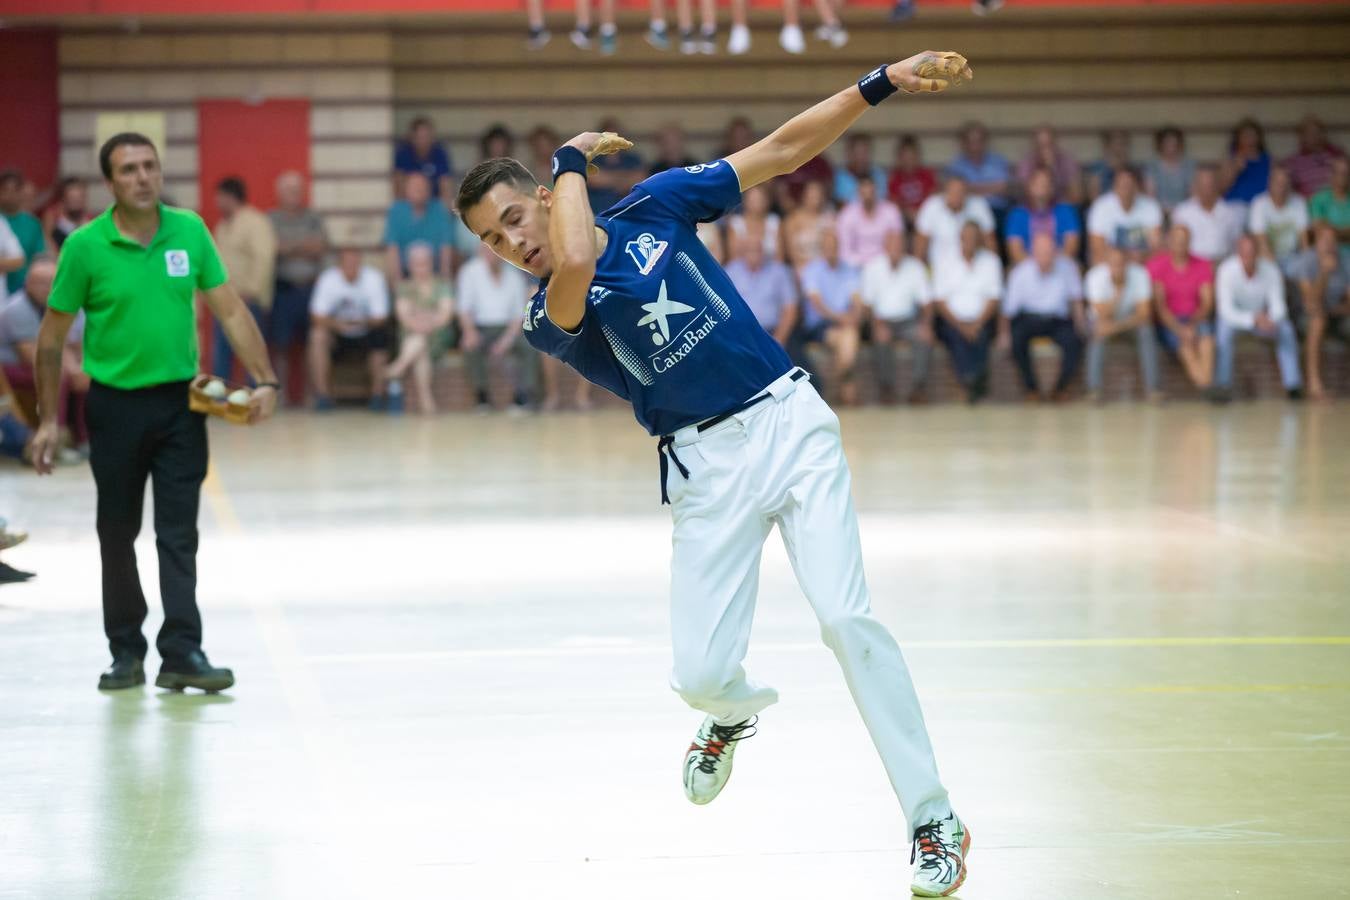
[99,132,158,179]
[1154,125,1184,151]
[409,116,433,132]
[898,134,920,151]
[216,177,247,203]
[0,169,22,190]
[455,157,539,219]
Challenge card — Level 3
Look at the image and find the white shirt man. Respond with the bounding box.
[915,192,995,268]
[1086,189,1163,258]
[456,253,531,327]
[310,261,390,337]
[1213,238,1302,395]
[1002,254,1082,320]
[0,218,22,304]
[1083,253,1160,398]
[933,248,1002,322]
[456,249,535,410]
[1172,197,1244,263]
[861,252,931,323]
[1085,259,1152,315]
[1247,191,1309,271]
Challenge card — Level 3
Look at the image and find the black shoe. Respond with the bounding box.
[1287,387,1305,401]
[0,561,35,583]
[98,656,146,691]
[156,650,235,693]
[1207,386,1233,405]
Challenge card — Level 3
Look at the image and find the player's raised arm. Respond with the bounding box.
[727,51,973,192]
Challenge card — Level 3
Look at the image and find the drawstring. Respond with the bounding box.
[657,435,689,505]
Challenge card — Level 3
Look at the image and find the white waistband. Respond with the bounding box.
[671,368,808,448]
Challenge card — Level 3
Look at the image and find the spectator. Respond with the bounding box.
[725,233,798,348]
[1084,245,1161,403]
[1173,167,1245,263]
[0,217,20,303]
[587,117,646,212]
[834,134,888,206]
[1143,125,1195,214]
[861,229,933,405]
[1309,156,1350,267]
[650,123,698,174]
[1087,166,1163,265]
[1283,114,1346,198]
[1248,165,1309,275]
[0,170,46,295]
[384,172,454,282]
[569,0,618,54]
[1084,128,1133,201]
[0,258,89,452]
[42,177,95,251]
[480,124,516,162]
[1213,234,1302,402]
[1002,232,1085,402]
[646,0,717,54]
[1004,166,1082,266]
[458,244,536,412]
[1219,118,1271,209]
[784,180,836,270]
[309,248,392,411]
[728,184,783,262]
[947,121,1011,215]
[931,221,1003,403]
[778,152,834,210]
[269,171,329,406]
[526,125,562,184]
[1297,225,1350,401]
[1148,224,1215,390]
[799,231,864,406]
[525,0,551,48]
[835,174,903,268]
[914,175,996,268]
[1016,124,1082,206]
[211,177,277,383]
[394,116,454,201]
[887,134,937,227]
[718,116,755,159]
[385,243,453,415]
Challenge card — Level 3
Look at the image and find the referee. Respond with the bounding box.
[32,133,279,693]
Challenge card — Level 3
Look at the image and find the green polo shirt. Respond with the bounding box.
[48,204,228,390]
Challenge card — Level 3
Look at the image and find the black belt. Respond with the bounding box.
[657,369,806,505]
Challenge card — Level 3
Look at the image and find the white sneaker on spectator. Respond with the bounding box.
[728,24,751,54]
[813,23,833,40]
[778,24,805,53]
[679,29,699,54]
[526,26,551,49]
[828,25,849,47]
[646,21,670,49]
[699,29,717,54]
[570,27,593,49]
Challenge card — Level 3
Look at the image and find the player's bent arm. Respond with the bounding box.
[544,171,598,332]
[203,283,279,386]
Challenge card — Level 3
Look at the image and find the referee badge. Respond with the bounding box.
[165,250,190,277]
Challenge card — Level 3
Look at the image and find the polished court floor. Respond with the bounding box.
[1,402,1347,899]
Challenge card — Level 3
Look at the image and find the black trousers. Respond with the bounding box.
[1010,313,1084,394]
[87,380,208,662]
[934,317,996,387]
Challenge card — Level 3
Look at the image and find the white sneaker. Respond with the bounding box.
[682,716,756,805]
[569,27,593,50]
[728,23,751,54]
[828,25,849,47]
[813,23,833,40]
[910,813,972,897]
[778,24,805,54]
[699,30,717,54]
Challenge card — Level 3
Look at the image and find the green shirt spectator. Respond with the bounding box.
[1309,157,1350,265]
[0,169,47,293]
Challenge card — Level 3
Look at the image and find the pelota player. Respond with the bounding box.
[457,50,975,896]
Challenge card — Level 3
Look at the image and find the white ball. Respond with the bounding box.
[226,389,252,406]
[203,378,228,399]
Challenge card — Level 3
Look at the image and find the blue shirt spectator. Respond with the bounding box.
[799,252,861,331]
[1004,167,1083,264]
[947,122,1012,212]
[1223,118,1271,205]
[725,243,798,341]
[394,117,454,199]
[833,133,887,205]
[383,173,454,278]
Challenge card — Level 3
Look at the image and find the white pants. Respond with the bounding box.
[663,372,951,835]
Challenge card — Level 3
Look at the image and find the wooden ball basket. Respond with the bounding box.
[189,374,254,426]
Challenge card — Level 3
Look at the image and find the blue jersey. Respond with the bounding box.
[523,161,792,436]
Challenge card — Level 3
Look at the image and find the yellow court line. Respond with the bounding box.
[908,636,1350,649]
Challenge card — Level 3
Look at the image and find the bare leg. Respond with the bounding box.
[813,0,840,28]
[575,0,591,31]
[387,333,428,381]
[368,350,390,398]
[541,355,563,411]
[1195,336,1214,389]
[527,0,545,30]
[782,0,800,27]
[599,0,616,29]
[676,0,694,33]
[699,0,716,32]
[308,325,333,399]
[731,0,748,27]
[412,350,436,413]
[1306,316,1326,399]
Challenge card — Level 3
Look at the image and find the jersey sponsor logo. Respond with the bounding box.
[523,298,545,332]
[683,162,721,174]
[651,311,721,375]
[164,250,190,277]
[589,285,612,305]
[625,233,669,276]
[636,280,695,346]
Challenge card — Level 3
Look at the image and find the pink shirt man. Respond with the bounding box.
[1147,252,1214,319]
[836,197,904,268]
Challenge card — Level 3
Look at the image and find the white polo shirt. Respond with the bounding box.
[310,264,390,336]
[933,249,1002,322]
[860,255,931,321]
[456,256,531,328]
[915,194,995,267]
[1247,192,1308,265]
[1085,262,1152,315]
[1215,256,1287,329]
[1086,191,1163,251]
[1172,198,1245,262]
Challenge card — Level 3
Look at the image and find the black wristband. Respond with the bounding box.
[551,146,588,181]
[858,65,898,106]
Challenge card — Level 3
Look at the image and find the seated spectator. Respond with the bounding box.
[778,153,834,211]
[526,125,563,184]
[725,234,798,348]
[394,116,454,201]
[0,170,45,296]
[0,258,88,451]
[480,124,515,162]
[457,243,536,412]
[914,175,996,268]
[211,177,276,383]
[1084,246,1160,403]
[1213,235,1302,402]
[861,230,933,405]
[269,171,329,405]
[728,185,783,262]
[799,231,864,406]
[1148,224,1215,389]
[947,121,1011,216]
[784,180,835,270]
[1173,166,1245,263]
[1084,129,1133,201]
[931,221,1003,403]
[1219,118,1270,209]
[1144,125,1195,215]
[888,134,937,228]
[385,243,453,415]
[1295,225,1350,401]
[1002,232,1085,402]
[834,134,888,206]
[309,248,392,411]
[1004,167,1082,266]
[1248,165,1309,275]
[384,172,454,282]
[1283,114,1345,198]
[1087,166,1163,264]
[836,174,903,268]
[1309,157,1350,267]
[718,116,756,159]
[649,123,698,174]
[42,177,95,251]
[1016,124,1082,206]
[587,117,645,213]
[0,216,20,304]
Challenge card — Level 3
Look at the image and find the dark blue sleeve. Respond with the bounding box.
[393,142,415,172]
[635,160,744,225]
[432,144,452,178]
[522,288,581,358]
